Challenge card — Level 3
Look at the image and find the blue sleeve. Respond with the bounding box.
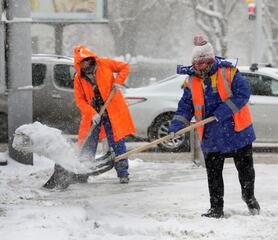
[213,70,250,122]
[169,87,194,133]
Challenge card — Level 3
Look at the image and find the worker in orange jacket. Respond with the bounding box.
[73,45,136,183]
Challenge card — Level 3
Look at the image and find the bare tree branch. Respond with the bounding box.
[226,0,238,16]
[189,0,237,57]
[195,4,223,20]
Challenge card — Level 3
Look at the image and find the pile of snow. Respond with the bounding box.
[12,121,91,174]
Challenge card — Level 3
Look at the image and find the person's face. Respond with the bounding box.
[80,57,96,74]
[193,58,214,77]
[194,62,210,71]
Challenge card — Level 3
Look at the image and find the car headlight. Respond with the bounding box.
[125,97,147,106]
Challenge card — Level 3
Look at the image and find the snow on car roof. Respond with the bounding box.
[239,66,278,79]
[32,54,73,64]
[156,74,186,84]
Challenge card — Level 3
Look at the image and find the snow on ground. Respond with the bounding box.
[0,150,278,240]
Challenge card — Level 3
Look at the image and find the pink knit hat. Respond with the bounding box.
[192,34,215,65]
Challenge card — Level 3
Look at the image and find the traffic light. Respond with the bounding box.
[246,0,256,20]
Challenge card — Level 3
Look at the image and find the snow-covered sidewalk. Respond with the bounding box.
[0,152,278,240]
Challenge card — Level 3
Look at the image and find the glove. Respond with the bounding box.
[92,113,101,125]
[113,83,124,91]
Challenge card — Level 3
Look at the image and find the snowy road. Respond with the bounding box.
[0,152,278,240]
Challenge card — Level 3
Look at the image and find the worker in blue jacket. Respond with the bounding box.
[169,34,260,218]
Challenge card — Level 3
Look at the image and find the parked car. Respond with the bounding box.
[124,64,278,152]
[0,54,80,142]
[124,75,189,152]
[239,64,278,143]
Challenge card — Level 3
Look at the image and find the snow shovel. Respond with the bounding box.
[43,87,117,189]
[44,116,216,189]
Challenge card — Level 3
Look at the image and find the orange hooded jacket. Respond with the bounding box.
[73,45,136,144]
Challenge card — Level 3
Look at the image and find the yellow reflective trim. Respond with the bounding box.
[230,67,237,82]
[211,72,217,91]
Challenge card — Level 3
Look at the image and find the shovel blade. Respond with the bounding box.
[43,151,115,189]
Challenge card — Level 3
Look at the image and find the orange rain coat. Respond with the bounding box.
[73,45,136,144]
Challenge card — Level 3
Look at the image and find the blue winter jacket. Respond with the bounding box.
[169,57,256,153]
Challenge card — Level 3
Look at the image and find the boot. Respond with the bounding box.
[201,207,224,218]
[115,159,129,184]
[244,196,260,215]
[119,175,129,184]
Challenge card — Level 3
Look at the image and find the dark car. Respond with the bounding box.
[0,54,79,142]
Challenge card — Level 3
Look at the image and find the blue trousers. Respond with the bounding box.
[83,113,129,177]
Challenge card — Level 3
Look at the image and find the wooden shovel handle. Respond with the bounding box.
[99,87,117,116]
[114,116,216,162]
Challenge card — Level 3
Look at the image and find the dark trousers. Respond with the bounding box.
[82,113,129,178]
[204,144,255,209]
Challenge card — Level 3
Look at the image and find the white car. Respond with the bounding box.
[124,64,278,152]
[125,75,189,152]
[239,65,278,143]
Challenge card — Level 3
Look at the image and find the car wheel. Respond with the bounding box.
[0,113,8,143]
[149,113,190,152]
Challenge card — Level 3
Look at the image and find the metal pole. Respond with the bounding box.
[0,1,6,94]
[6,0,33,164]
[254,0,263,63]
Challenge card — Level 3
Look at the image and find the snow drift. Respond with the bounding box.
[12,121,91,174]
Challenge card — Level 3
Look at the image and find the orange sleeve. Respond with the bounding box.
[74,75,97,117]
[108,59,130,85]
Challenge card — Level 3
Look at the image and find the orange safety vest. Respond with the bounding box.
[187,67,252,141]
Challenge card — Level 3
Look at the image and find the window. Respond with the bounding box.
[272,80,278,96]
[32,63,46,87]
[242,73,278,97]
[54,64,75,89]
[31,0,106,21]
[263,76,278,97]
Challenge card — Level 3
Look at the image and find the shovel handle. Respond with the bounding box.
[114,116,216,162]
[99,87,117,116]
[79,87,117,152]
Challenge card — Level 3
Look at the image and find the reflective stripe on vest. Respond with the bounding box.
[172,115,190,125]
[190,67,252,141]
